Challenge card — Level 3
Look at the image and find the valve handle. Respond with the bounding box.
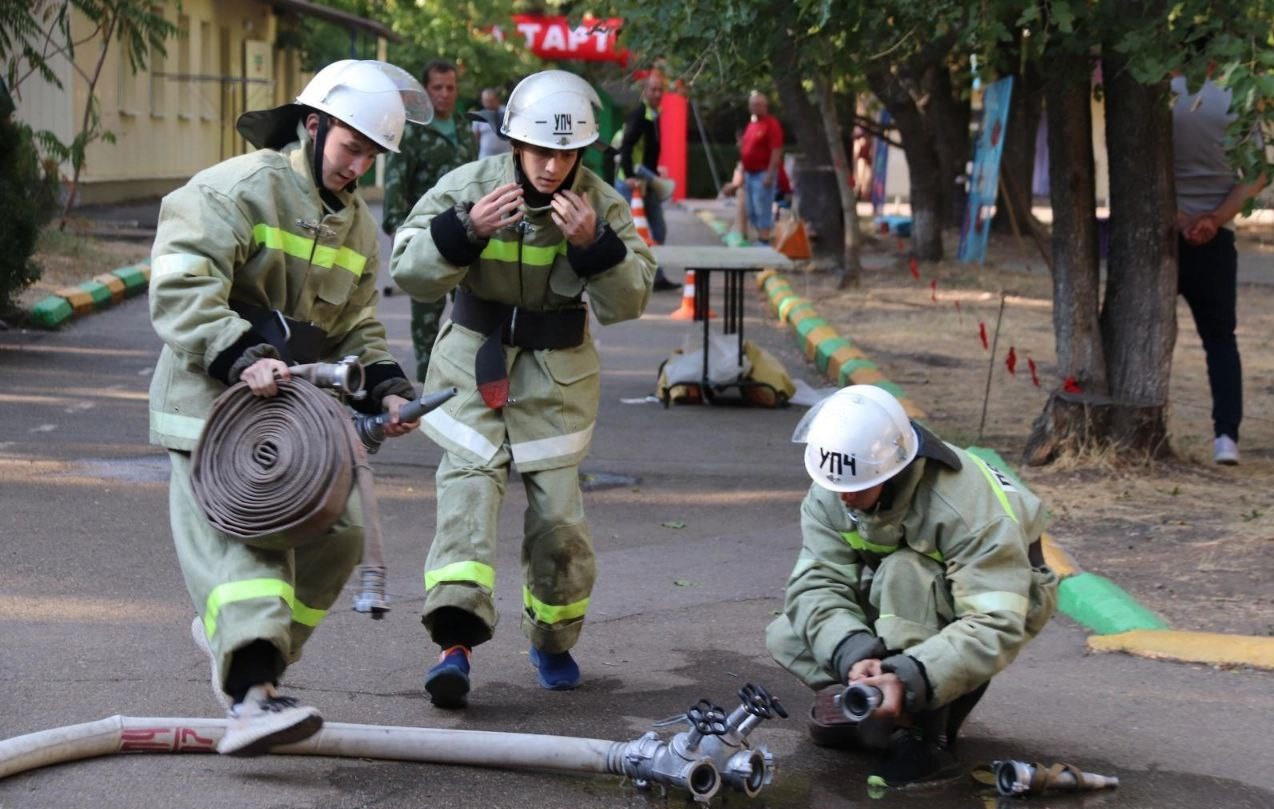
[685,700,728,736]
[738,682,789,720]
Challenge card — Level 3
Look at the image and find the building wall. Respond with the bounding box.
[15,0,313,205]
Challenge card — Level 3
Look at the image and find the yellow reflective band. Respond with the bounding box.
[955,590,1029,616]
[968,455,1019,523]
[840,530,897,556]
[425,561,496,591]
[203,578,325,638]
[522,586,590,624]
[252,224,367,277]
[480,237,568,268]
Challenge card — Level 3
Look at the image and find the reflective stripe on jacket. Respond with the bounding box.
[148,129,395,450]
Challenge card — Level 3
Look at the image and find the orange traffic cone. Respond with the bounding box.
[631,185,655,246]
[670,269,715,320]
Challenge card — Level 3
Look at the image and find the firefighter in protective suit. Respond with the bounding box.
[148,60,430,756]
[766,385,1058,788]
[389,69,656,708]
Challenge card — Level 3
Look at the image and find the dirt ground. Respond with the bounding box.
[778,225,1274,639]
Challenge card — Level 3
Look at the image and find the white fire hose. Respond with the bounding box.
[0,683,788,803]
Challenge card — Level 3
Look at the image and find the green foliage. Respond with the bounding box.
[0,98,57,312]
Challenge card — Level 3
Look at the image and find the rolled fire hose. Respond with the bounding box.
[190,362,390,617]
[0,717,720,802]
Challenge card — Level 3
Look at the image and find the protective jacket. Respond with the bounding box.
[389,152,656,472]
[149,125,407,451]
[781,430,1057,710]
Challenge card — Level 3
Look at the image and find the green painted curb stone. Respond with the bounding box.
[111,265,148,295]
[79,280,112,310]
[779,299,814,322]
[794,316,829,338]
[1059,572,1169,635]
[724,230,749,247]
[30,295,73,328]
[836,358,878,386]
[814,337,853,373]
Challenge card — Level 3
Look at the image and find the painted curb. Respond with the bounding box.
[1087,629,1274,669]
[28,262,150,329]
[747,250,1274,669]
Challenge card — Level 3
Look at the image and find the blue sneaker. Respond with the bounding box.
[529,647,581,690]
[425,646,470,708]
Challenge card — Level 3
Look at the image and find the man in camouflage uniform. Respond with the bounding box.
[383,59,478,382]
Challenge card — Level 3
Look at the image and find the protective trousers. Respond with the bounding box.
[766,548,954,690]
[422,449,594,654]
[168,451,364,690]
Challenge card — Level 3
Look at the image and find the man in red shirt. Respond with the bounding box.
[739,91,785,244]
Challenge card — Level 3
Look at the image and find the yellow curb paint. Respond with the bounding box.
[93,273,126,304]
[803,326,841,358]
[54,287,94,316]
[896,398,928,420]
[849,366,886,384]
[139,263,151,281]
[757,269,776,286]
[1041,534,1081,577]
[1087,629,1274,670]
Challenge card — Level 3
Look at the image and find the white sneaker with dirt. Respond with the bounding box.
[1213,435,1239,465]
[216,684,323,757]
[190,616,230,712]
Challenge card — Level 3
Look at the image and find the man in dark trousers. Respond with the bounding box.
[614,69,678,290]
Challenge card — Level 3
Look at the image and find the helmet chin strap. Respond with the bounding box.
[513,145,581,208]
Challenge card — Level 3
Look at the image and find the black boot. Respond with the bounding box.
[652,269,681,291]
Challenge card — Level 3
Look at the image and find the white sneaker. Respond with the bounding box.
[1213,435,1239,465]
[216,684,323,757]
[191,616,231,712]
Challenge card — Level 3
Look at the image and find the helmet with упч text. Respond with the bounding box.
[237,60,433,153]
[501,69,602,150]
[792,385,918,492]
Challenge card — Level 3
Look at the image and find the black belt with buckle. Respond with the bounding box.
[450,289,587,350]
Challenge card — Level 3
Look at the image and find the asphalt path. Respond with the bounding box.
[1,203,1272,808]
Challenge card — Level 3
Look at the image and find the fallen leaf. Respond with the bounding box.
[661,520,686,529]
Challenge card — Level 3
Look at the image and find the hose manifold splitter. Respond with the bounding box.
[618,682,787,802]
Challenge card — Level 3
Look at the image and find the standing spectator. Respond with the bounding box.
[149,60,425,756]
[471,87,511,159]
[383,59,478,383]
[614,69,678,290]
[1172,74,1268,464]
[390,69,656,709]
[739,90,785,245]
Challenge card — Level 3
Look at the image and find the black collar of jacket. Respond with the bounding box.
[913,421,961,471]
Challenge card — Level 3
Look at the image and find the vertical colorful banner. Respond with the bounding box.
[870,109,891,215]
[957,76,1014,264]
[659,91,687,201]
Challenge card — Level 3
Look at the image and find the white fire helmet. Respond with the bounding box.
[501,69,602,149]
[296,60,433,153]
[791,385,919,493]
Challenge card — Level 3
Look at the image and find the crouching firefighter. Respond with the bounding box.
[390,69,656,708]
[766,385,1059,788]
[147,60,431,756]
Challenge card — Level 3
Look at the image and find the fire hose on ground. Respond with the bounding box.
[0,684,787,802]
[190,356,454,618]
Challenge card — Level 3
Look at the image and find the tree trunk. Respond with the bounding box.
[1025,54,1107,465]
[1099,52,1176,457]
[926,63,971,228]
[867,68,944,261]
[814,77,862,288]
[770,8,842,261]
[993,43,1044,237]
